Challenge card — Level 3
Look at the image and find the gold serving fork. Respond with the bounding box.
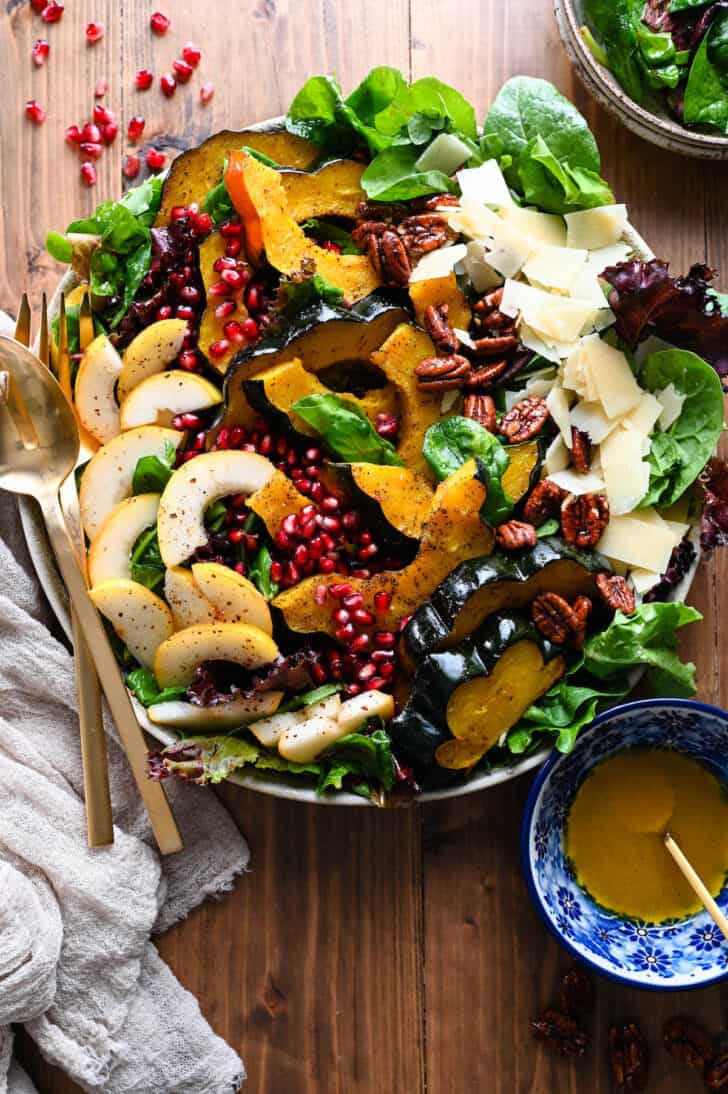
[0,327,183,855]
[16,293,114,848]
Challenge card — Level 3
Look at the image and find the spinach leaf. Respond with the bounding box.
[710,8,728,77]
[508,667,631,755]
[131,440,176,494]
[639,348,725,508]
[278,272,344,316]
[205,499,228,533]
[201,173,233,226]
[670,0,713,9]
[248,544,279,599]
[318,726,396,795]
[582,0,646,103]
[277,683,343,713]
[517,134,614,214]
[126,666,187,707]
[636,25,676,66]
[292,393,404,466]
[583,601,701,697]
[423,416,513,524]
[360,145,457,202]
[301,219,361,254]
[129,526,165,592]
[684,32,728,133]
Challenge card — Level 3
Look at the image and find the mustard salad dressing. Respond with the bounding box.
[565,748,728,922]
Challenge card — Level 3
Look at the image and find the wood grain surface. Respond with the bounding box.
[2,1,727,1091]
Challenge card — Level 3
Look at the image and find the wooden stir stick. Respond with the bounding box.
[664,833,728,942]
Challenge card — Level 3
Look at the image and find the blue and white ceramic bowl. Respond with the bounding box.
[521,699,728,991]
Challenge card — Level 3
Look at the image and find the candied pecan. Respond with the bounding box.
[498,397,549,444]
[415,192,460,211]
[663,1016,714,1072]
[523,480,567,526]
[560,966,595,1018]
[706,1052,728,1089]
[530,1009,588,1058]
[414,353,471,391]
[465,359,510,390]
[571,427,592,474]
[609,1022,649,1092]
[532,593,578,644]
[377,229,411,286]
[351,220,389,245]
[473,307,514,332]
[561,493,609,549]
[424,302,459,354]
[355,200,407,222]
[496,520,537,552]
[472,333,520,357]
[464,393,496,431]
[571,595,593,649]
[400,227,450,258]
[596,573,636,615]
[473,286,505,314]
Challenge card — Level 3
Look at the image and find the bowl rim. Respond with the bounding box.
[520,696,728,991]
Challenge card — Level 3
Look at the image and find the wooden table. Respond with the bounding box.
[3,1,727,1090]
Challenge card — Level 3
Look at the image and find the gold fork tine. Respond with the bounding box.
[14,293,31,347]
[6,295,39,448]
[78,292,94,353]
[38,293,50,369]
[57,294,73,404]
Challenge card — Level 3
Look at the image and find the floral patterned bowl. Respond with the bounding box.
[521,699,728,990]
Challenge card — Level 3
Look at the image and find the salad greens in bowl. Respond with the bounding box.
[32,68,728,805]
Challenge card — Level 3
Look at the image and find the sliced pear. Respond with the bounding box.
[90,578,174,668]
[87,493,160,586]
[191,562,273,633]
[248,709,307,749]
[157,450,275,567]
[79,425,182,539]
[117,318,188,402]
[165,566,216,629]
[337,690,394,732]
[278,715,349,764]
[154,622,278,687]
[74,334,123,444]
[119,371,222,430]
[148,692,283,730]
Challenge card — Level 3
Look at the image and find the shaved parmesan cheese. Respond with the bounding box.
[499,205,567,247]
[409,244,467,283]
[454,327,477,350]
[446,198,501,241]
[546,385,573,448]
[544,434,570,475]
[519,323,562,364]
[523,244,588,294]
[587,241,632,273]
[568,269,609,307]
[485,219,535,278]
[570,400,618,444]
[461,241,502,292]
[622,391,662,438]
[564,204,628,250]
[562,344,592,399]
[440,389,460,414]
[601,436,650,515]
[597,511,677,573]
[415,132,471,175]
[599,426,643,468]
[579,334,642,419]
[656,383,686,431]
[548,467,606,494]
[528,296,601,345]
[630,568,662,595]
[592,307,616,333]
[456,160,514,208]
[663,517,690,542]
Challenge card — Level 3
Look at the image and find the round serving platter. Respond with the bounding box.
[20,128,702,805]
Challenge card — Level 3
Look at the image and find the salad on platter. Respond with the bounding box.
[46,69,728,803]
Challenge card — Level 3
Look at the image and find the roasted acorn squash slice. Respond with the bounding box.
[197,230,252,373]
[224,151,380,302]
[409,272,471,331]
[320,462,433,540]
[280,159,366,222]
[273,459,494,638]
[247,469,310,536]
[404,537,609,658]
[391,612,567,778]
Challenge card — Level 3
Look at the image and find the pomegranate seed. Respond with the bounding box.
[334,608,351,625]
[208,280,232,297]
[319,558,336,573]
[342,511,360,530]
[368,676,387,690]
[357,662,377,683]
[352,634,371,652]
[346,683,362,697]
[371,649,395,663]
[32,40,49,66]
[229,426,244,446]
[193,212,212,234]
[376,412,399,439]
[220,220,242,237]
[330,583,353,599]
[284,561,300,585]
[178,350,199,371]
[25,100,46,124]
[342,593,364,610]
[100,121,118,144]
[321,240,342,254]
[241,317,259,340]
[86,21,104,42]
[179,286,200,306]
[175,305,195,320]
[311,662,328,685]
[397,615,413,633]
[378,663,396,680]
[230,493,248,508]
[359,531,372,546]
[359,543,379,560]
[270,561,283,583]
[220,321,241,343]
[351,568,372,579]
[160,72,176,98]
[65,124,82,144]
[321,496,339,513]
[31,0,46,11]
[200,80,215,104]
[127,115,145,141]
[80,141,104,159]
[94,104,114,125]
[220,268,244,289]
[314,584,329,605]
[156,306,173,321]
[41,2,64,23]
[234,562,246,576]
[149,11,170,34]
[335,624,356,643]
[81,122,102,143]
[170,205,189,222]
[173,59,194,82]
[225,238,243,258]
[209,339,229,359]
[80,161,97,186]
[214,300,236,320]
[353,608,375,626]
[375,631,396,649]
[94,78,108,97]
[213,255,237,273]
[135,69,154,90]
[374,591,392,613]
[145,147,166,170]
[179,40,201,66]
[309,482,325,503]
[228,528,245,544]
[293,544,309,567]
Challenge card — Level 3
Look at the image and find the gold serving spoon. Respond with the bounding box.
[0,334,183,855]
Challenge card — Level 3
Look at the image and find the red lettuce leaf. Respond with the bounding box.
[700,457,728,556]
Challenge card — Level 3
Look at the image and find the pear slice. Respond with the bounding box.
[248,709,307,749]
[119,370,222,430]
[90,578,174,668]
[337,690,394,732]
[87,493,160,586]
[79,425,182,540]
[117,318,188,402]
[278,715,349,764]
[165,566,217,629]
[74,334,123,444]
[148,692,283,730]
[154,622,278,687]
[157,450,275,567]
[191,562,273,633]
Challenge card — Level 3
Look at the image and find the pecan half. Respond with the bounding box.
[532,593,578,644]
[706,1052,728,1089]
[498,397,549,444]
[561,493,609,549]
[530,1009,588,1058]
[377,229,411,286]
[472,333,520,357]
[464,393,496,432]
[398,213,450,258]
[355,200,407,222]
[424,302,459,354]
[663,1016,714,1072]
[351,220,390,245]
[571,595,593,649]
[473,286,505,314]
[609,1022,650,1092]
[496,520,537,552]
[560,966,595,1018]
[464,359,510,391]
[415,192,460,212]
[596,573,636,615]
[571,427,592,474]
[414,353,471,391]
[523,480,567,526]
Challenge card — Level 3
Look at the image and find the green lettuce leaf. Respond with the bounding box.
[248,544,279,599]
[508,666,631,755]
[317,726,396,796]
[582,0,646,103]
[126,667,187,707]
[292,393,403,466]
[131,440,176,494]
[129,525,165,592]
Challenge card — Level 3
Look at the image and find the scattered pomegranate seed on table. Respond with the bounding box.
[25,100,47,124]
[200,81,215,104]
[65,124,81,144]
[135,69,154,90]
[85,21,104,43]
[145,147,166,170]
[123,154,140,180]
[79,141,103,159]
[41,2,64,22]
[93,104,113,125]
[94,78,108,97]
[173,59,194,83]
[80,162,97,186]
[149,11,170,34]
[160,72,176,98]
[31,0,47,12]
[127,116,145,141]
[32,40,49,66]
[182,42,201,66]
[81,122,102,143]
[100,120,118,144]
